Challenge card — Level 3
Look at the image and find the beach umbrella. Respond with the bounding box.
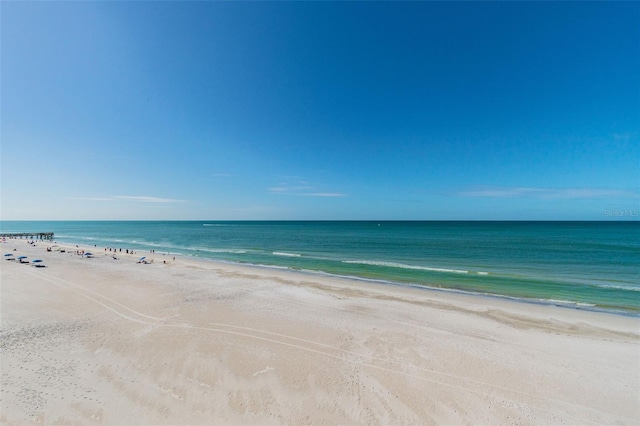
[139,256,146,261]
[32,259,46,268]
[4,253,13,257]
[17,256,27,259]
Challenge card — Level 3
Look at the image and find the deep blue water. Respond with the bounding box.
[2,221,639,315]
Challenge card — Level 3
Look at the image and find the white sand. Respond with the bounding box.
[1,240,639,424]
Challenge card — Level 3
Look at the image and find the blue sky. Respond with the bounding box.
[2,2,638,220]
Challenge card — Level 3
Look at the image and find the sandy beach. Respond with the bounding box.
[1,239,638,425]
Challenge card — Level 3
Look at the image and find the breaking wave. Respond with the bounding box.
[273,252,301,257]
[342,260,489,275]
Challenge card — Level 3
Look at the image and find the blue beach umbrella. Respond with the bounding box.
[17,256,27,259]
[32,259,46,267]
[139,256,146,261]
[4,253,13,257]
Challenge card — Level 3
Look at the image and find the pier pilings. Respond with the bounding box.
[0,232,54,240]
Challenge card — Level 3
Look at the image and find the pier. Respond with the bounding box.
[0,232,54,240]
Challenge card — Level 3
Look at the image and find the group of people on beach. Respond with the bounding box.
[102,246,177,264]
[105,247,137,255]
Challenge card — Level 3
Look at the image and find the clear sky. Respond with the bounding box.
[2,1,638,220]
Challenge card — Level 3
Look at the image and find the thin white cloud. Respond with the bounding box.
[268,183,347,197]
[459,187,639,199]
[268,185,315,193]
[69,196,186,203]
[67,197,113,202]
[302,193,347,197]
[114,196,186,203]
[613,132,631,141]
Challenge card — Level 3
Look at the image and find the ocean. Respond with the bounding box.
[2,221,638,315]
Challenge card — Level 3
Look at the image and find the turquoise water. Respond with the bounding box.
[2,221,639,315]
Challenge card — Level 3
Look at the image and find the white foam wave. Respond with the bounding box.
[273,252,301,257]
[252,263,292,271]
[196,248,247,254]
[342,260,469,274]
[597,284,640,292]
[546,299,597,307]
[58,235,97,241]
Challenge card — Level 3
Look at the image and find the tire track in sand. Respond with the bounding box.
[18,265,635,424]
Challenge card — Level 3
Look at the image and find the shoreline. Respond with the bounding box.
[2,238,639,424]
[7,238,640,331]
[3,220,636,316]
[39,236,640,318]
